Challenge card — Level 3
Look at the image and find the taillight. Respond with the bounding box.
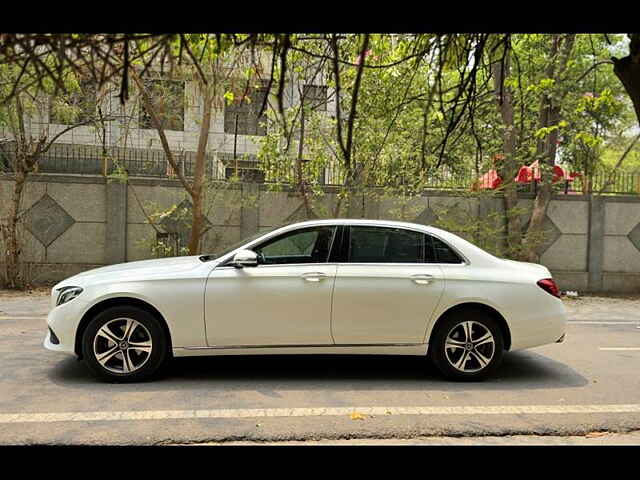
[537,278,561,298]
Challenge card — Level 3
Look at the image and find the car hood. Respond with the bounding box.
[55,255,214,288]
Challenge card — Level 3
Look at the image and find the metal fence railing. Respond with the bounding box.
[1,141,639,195]
[585,170,640,195]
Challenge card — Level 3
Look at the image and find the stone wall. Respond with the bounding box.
[2,174,640,292]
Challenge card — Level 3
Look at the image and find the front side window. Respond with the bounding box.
[348,226,425,263]
[253,226,336,265]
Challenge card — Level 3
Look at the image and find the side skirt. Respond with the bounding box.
[173,343,428,357]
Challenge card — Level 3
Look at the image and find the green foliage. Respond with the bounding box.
[131,178,254,258]
[431,194,548,260]
[3,33,640,266]
[106,159,129,183]
[601,141,640,171]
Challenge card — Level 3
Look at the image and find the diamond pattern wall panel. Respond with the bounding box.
[534,215,562,256]
[413,206,438,226]
[22,194,75,247]
[628,221,640,254]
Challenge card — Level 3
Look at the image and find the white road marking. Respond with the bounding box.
[2,404,640,424]
[599,347,640,351]
[568,321,638,325]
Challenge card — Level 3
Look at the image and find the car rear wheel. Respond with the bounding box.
[81,306,168,383]
[429,309,504,381]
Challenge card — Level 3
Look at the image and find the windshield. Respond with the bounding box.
[199,225,281,262]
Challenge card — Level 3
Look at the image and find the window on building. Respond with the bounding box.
[224,82,268,136]
[139,79,185,131]
[49,77,97,125]
[302,85,328,112]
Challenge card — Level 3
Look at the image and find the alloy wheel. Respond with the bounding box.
[444,320,495,373]
[92,317,153,374]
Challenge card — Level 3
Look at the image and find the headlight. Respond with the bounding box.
[56,286,83,306]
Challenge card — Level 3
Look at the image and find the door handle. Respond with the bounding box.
[410,274,434,285]
[301,272,329,282]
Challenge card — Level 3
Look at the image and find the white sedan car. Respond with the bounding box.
[44,219,566,382]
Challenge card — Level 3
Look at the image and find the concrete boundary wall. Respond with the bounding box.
[1,174,639,293]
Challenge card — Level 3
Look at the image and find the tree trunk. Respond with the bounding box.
[523,35,575,261]
[296,108,316,219]
[3,94,30,288]
[613,34,640,126]
[188,191,205,255]
[187,88,213,255]
[524,104,560,262]
[2,167,27,288]
[492,46,523,257]
[522,182,552,262]
[330,33,369,219]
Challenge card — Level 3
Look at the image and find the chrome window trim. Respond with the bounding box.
[212,260,466,270]
[335,262,466,267]
[211,221,471,270]
[214,262,340,270]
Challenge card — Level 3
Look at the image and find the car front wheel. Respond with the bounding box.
[429,310,504,381]
[81,306,169,383]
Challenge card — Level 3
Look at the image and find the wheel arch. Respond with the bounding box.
[75,297,173,358]
[428,302,512,351]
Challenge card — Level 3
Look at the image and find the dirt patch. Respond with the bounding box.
[0,287,51,298]
[562,294,640,303]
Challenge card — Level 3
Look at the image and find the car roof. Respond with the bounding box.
[215,218,497,268]
[275,219,498,266]
[282,218,436,231]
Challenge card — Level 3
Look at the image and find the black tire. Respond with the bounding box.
[81,305,169,383]
[429,309,504,381]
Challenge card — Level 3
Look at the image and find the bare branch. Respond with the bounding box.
[179,34,208,86]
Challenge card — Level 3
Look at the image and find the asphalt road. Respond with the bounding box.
[1,292,639,445]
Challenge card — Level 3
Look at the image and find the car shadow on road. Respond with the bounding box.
[47,350,587,392]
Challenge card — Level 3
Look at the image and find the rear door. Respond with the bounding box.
[331,225,445,345]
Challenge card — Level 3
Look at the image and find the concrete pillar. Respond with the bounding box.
[240,183,260,238]
[346,191,366,218]
[587,195,605,292]
[105,181,128,264]
[363,192,380,219]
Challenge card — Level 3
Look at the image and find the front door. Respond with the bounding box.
[331,225,445,345]
[205,225,338,347]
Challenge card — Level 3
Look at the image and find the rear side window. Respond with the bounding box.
[429,235,463,264]
[348,226,425,263]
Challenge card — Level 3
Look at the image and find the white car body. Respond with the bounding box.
[44,219,566,365]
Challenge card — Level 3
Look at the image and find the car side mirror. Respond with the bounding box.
[231,249,258,268]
